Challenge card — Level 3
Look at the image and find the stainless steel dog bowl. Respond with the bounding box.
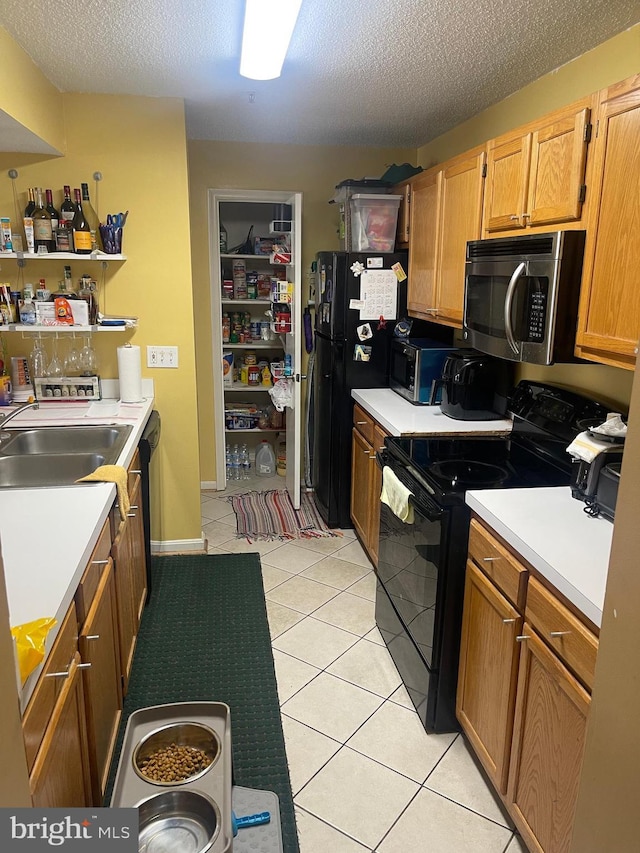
[133,722,222,786]
[138,789,221,853]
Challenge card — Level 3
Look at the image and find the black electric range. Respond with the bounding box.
[375,380,613,733]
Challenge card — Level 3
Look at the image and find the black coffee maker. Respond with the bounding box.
[429,349,513,420]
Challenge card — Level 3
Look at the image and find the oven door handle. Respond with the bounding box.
[408,492,443,521]
[504,261,526,356]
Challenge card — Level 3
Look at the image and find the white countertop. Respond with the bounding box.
[466,487,613,628]
[352,388,513,436]
[0,380,154,708]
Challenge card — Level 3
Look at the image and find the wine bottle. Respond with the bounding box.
[72,188,92,254]
[32,188,55,253]
[80,183,102,251]
[24,188,36,218]
[60,185,76,223]
[45,189,59,237]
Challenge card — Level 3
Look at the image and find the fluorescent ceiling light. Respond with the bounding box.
[240,0,302,80]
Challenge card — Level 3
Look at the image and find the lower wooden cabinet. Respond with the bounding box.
[350,405,389,566]
[458,517,597,853]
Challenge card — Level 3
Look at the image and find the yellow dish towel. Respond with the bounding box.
[380,465,414,524]
[76,464,130,519]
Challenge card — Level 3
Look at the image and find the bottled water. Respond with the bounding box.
[225,445,233,482]
[240,444,251,479]
[231,443,241,480]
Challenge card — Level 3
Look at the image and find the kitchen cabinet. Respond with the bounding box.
[407,146,485,328]
[394,180,412,246]
[458,517,598,852]
[483,98,592,234]
[350,404,389,566]
[575,74,640,370]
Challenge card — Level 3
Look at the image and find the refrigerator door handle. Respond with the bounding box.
[295,373,307,382]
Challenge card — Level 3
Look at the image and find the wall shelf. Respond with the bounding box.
[6,324,129,333]
[0,251,126,262]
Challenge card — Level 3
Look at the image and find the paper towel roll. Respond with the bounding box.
[117,344,142,402]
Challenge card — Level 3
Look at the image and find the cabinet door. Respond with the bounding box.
[112,510,136,694]
[30,654,92,808]
[436,148,486,326]
[351,427,373,548]
[457,561,522,794]
[367,424,388,568]
[79,560,122,804]
[484,134,531,232]
[395,181,412,245]
[508,625,590,853]
[407,169,441,318]
[129,475,148,625]
[575,75,640,370]
[527,103,591,227]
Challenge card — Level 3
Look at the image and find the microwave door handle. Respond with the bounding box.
[504,261,526,356]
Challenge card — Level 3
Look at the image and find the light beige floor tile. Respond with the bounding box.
[300,555,370,590]
[201,520,237,548]
[206,545,228,556]
[364,626,385,646]
[281,672,382,742]
[425,736,513,828]
[294,806,369,853]
[505,836,528,852]
[377,787,513,853]
[333,538,373,568]
[219,536,283,557]
[261,565,295,592]
[388,683,416,710]
[272,616,359,668]
[295,534,352,556]
[313,591,376,636]
[266,574,339,614]
[265,600,305,640]
[347,701,456,783]
[281,716,341,794]
[346,572,376,601]
[201,497,233,522]
[295,747,418,850]
[216,511,238,528]
[327,638,401,698]
[338,527,357,540]
[261,543,325,574]
[272,650,321,704]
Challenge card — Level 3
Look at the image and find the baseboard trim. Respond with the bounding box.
[151,538,206,554]
[201,481,218,491]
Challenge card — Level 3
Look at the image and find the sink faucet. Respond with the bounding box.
[0,400,40,436]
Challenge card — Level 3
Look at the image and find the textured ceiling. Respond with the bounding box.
[0,0,638,147]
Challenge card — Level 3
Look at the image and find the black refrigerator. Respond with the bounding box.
[312,250,409,529]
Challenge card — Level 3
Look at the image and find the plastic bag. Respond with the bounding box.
[11,617,57,684]
[268,377,294,412]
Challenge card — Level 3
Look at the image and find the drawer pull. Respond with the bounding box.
[130,469,142,474]
[77,663,92,670]
[84,634,100,641]
[130,505,139,510]
[91,559,109,566]
[356,421,367,426]
[510,215,520,220]
[516,634,530,642]
[127,513,136,518]
[483,556,500,562]
[502,618,516,624]
[550,631,571,638]
[46,669,70,679]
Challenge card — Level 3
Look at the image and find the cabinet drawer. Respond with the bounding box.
[22,603,79,772]
[468,518,528,609]
[353,404,375,445]
[525,576,598,691]
[75,518,113,625]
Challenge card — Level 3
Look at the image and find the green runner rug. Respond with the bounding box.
[106,553,299,853]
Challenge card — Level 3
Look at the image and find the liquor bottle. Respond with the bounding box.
[45,190,59,237]
[24,188,36,218]
[32,188,55,253]
[59,185,76,223]
[72,188,92,254]
[80,183,103,251]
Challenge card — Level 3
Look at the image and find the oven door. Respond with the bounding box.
[375,468,465,733]
[463,258,557,364]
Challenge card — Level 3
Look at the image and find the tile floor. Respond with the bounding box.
[201,473,526,853]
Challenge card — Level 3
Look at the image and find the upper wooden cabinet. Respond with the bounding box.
[407,146,485,328]
[575,74,640,370]
[394,180,412,245]
[483,98,592,234]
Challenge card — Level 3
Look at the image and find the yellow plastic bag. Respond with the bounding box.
[10,617,57,684]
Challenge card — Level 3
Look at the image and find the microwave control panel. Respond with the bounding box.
[526,286,547,342]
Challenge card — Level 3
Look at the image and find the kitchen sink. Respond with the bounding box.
[0,425,133,489]
[0,452,109,488]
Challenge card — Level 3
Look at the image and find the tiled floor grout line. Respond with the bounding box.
[294,803,374,852]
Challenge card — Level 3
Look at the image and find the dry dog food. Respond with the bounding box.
[137,743,213,782]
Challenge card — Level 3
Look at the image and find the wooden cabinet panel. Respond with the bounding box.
[368,423,387,567]
[353,403,375,446]
[30,654,92,808]
[407,168,441,318]
[575,74,640,369]
[485,135,531,231]
[75,517,112,625]
[457,561,522,793]
[468,518,528,609]
[395,180,412,245]
[79,560,122,804]
[129,476,148,625]
[351,427,373,549]
[508,626,590,853]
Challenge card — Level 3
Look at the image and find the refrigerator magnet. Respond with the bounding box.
[392,261,407,281]
[350,261,365,276]
[357,323,373,341]
[354,344,372,362]
[366,256,384,268]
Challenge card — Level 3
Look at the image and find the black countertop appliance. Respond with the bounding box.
[429,348,513,420]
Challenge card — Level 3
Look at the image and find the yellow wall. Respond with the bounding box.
[0,27,65,153]
[0,94,202,547]
[187,140,415,481]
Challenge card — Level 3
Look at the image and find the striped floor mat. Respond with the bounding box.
[228,489,341,541]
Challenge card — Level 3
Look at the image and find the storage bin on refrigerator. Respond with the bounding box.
[349,194,402,252]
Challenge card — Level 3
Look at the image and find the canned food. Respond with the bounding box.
[244,351,257,365]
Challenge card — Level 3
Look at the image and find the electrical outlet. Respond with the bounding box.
[147,345,179,368]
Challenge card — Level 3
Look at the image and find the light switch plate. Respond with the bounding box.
[147,345,179,368]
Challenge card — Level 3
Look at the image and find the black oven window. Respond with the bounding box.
[466,273,549,342]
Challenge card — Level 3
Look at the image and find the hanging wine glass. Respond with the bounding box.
[47,337,63,378]
[63,336,81,376]
[80,334,98,376]
[30,336,48,378]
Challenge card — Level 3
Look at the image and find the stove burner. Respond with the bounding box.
[428,459,510,489]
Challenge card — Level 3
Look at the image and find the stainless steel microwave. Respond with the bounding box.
[389,338,455,405]
[462,231,586,365]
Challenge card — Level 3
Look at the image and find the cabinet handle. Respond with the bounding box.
[46,668,71,679]
[521,212,530,219]
[549,631,571,638]
[130,469,142,474]
[516,634,530,642]
[509,215,520,220]
[483,556,500,562]
[91,559,109,566]
[130,505,139,510]
[502,618,516,624]
[83,634,100,641]
[77,662,92,670]
[356,421,367,425]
